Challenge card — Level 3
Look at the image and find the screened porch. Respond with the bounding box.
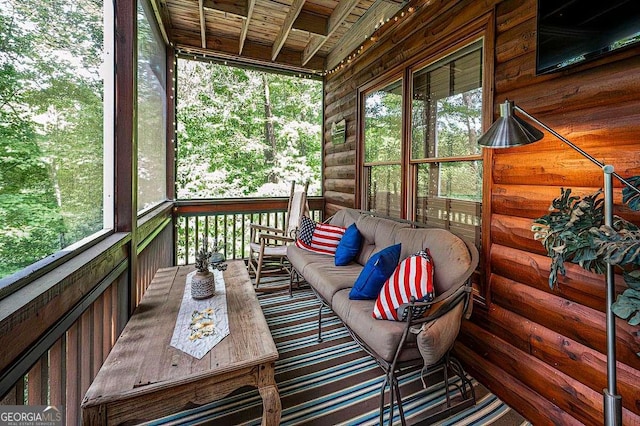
[1,0,640,425]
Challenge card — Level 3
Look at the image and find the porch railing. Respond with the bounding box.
[1,198,323,424]
[173,197,324,265]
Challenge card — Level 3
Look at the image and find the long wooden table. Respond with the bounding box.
[81,261,280,425]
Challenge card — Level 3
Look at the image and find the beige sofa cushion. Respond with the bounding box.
[355,215,410,266]
[328,208,361,229]
[287,244,332,275]
[394,228,471,295]
[288,235,363,305]
[332,289,420,363]
[415,302,464,365]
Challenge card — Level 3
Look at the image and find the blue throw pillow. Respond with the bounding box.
[349,244,401,300]
[335,224,362,266]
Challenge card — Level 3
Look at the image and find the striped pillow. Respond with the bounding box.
[296,223,346,255]
[296,215,316,245]
[372,249,435,321]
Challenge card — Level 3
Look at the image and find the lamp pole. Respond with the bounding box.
[602,166,622,426]
[478,100,637,426]
[514,105,623,426]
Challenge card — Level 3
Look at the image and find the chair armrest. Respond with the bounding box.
[250,223,285,234]
[258,233,294,244]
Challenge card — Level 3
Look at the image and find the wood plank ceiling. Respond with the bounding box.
[152,0,407,74]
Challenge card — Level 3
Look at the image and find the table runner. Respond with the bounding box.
[170,269,230,359]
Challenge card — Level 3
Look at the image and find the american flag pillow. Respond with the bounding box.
[373,249,435,321]
[296,223,346,255]
[296,216,316,245]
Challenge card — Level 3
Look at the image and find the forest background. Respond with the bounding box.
[0,0,322,280]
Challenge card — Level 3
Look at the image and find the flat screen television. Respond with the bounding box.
[536,0,640,75]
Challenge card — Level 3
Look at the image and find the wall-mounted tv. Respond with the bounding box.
[536,0,640,75]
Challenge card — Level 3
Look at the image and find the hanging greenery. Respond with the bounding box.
[532,178,640,330]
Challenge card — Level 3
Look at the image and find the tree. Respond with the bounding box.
[262,74,277,183]
[176,60,322,198]
[0,0,104,279]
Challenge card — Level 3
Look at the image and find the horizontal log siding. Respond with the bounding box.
[482,0,640,423]
[323,0,640,423]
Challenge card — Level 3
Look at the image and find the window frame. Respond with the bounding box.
[360,75,406,218]
[357,18,496,306]
[407,38,485,223]
[0,0,116,298]
[136,0,169,214]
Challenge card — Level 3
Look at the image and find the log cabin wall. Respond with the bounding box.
[323,0,640,424]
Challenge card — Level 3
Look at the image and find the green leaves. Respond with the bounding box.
[593,227,640,265]
[612,270,640,326]
[532,188,608,288]
[175,60,322,198]
[1,0,104,279]
[532,183,640,331]
[622,175,640,211]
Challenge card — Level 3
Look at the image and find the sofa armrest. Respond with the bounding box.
[397,283,470,327]
[401,283,471,367]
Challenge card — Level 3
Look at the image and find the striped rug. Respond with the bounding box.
[148,286,531,426]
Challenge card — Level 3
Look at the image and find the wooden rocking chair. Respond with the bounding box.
[248,181,309,288]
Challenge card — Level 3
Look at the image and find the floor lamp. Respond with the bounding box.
[477,100,640,426]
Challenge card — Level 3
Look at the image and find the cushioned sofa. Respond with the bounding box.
[287,208,479,425]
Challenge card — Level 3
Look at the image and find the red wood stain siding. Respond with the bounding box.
[323,0,640,423]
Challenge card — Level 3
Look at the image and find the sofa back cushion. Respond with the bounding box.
[355,215,411,266]
[328,208,361,229]
[395,228,471,295]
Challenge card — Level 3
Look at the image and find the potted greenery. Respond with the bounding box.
[531,177,640,329]
[192,238,216,299]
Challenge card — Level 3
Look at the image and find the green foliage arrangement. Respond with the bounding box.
[195,242,212,274]
[531,177,640,328]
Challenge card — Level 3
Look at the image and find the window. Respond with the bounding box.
[360,40,483,245]
[362,79,403,218]
[411,41,483,243]
[0,0,112,282]
[137,0,167,212]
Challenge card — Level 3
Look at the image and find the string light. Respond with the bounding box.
[173,5,417,78]
[324,3,418,75]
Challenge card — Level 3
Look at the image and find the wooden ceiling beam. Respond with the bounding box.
[199,0,207,48]
[239,0,255,54]
[301,0,360,66]
[292,10,328,36]
[326,0,404,69]
[173,29,326,72]
[202,0,247,18]
[149,0,172,44]
[271,0,307,61]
